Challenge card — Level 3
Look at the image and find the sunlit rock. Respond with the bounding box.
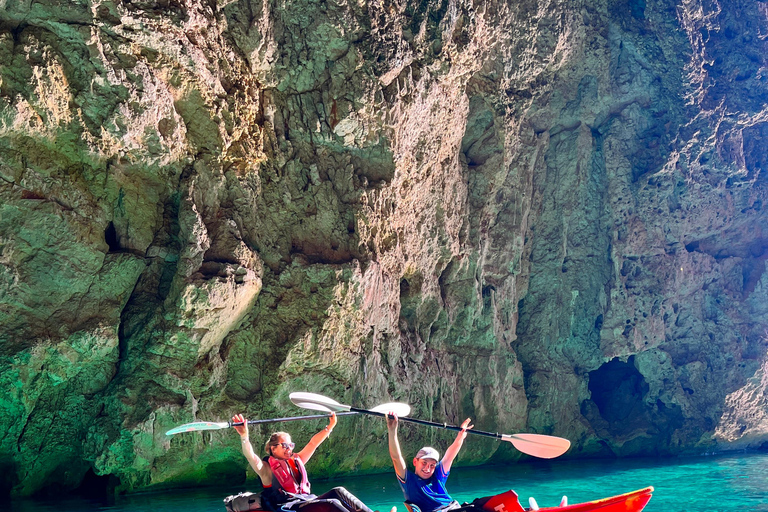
[2,0,768,498]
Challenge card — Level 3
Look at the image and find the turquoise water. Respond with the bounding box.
[8,452,768,512]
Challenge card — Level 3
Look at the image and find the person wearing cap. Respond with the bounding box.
[386,412,473,512]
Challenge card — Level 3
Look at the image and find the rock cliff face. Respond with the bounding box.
[2,0,768,498]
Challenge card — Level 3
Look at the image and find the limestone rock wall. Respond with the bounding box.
[1,0,767,497]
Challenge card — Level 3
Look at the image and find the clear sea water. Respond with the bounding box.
[7,452,768,512]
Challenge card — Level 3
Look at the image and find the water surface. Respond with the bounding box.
[9,452,768,512]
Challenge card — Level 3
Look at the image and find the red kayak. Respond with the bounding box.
[225,487,654,512]
[476,487,654,512]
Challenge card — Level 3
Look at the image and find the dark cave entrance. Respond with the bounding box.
[0,456,18,501]
[586,356,650,431]
[74,469,121,500]
[583,356,689,455]
[104,222,122,252]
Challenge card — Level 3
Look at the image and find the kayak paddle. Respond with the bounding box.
[166,401,411,436]
[167,412,354,436]
[289,392,571,459]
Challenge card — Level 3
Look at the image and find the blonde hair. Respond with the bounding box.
[264,431,290,456]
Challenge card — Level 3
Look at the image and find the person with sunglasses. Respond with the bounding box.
[231,412,374,512]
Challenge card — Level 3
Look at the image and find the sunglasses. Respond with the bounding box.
[274,442,295,450]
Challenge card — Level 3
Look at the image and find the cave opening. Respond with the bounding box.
[400,278,410,297]
[0,456,18,500]
[588,356,649,425]
[75,468,121,500]
[104,222,122,253]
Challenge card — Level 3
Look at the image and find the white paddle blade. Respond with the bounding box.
[289,392,352,413]
[369,402,411,417]
[501,433,571,459]
[165,421,230,436]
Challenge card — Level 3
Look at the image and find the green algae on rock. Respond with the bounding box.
[1,0,768,499]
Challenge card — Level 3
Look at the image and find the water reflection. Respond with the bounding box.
[8,452,768,512]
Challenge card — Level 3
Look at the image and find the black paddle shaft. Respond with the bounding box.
[231,411,358,427]
[350,406,503,441]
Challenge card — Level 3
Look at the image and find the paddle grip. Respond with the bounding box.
[350,407,502,440]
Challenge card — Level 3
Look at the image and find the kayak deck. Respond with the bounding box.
[523,487,654,512]
[222,486,654,512]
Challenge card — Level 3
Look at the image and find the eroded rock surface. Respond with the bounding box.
[1,0,768,497]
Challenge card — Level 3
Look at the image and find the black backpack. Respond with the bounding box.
[224,491,264,512]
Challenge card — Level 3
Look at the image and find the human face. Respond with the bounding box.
[413,457,438,479]
[271,435,295,459]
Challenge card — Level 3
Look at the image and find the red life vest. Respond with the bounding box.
[267,455,311,495]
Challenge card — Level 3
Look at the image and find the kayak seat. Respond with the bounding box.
[474,491,525,512]
[403,501,464,512]
[404,493,527,512]
[403,503,419,512]
[293,500,349,512]
[527,496,568,510]
[403,501,458,512]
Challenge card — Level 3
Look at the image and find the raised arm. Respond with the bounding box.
[386,413,407,481]
[296,412,337,463]
[232,414,273,483]
[440,417,473,473]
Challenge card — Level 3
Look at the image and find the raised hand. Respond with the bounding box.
[458,417,474,439]
[232,413,248,437]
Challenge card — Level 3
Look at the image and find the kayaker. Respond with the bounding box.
[232,412,373,512]
[386,412,473,512]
